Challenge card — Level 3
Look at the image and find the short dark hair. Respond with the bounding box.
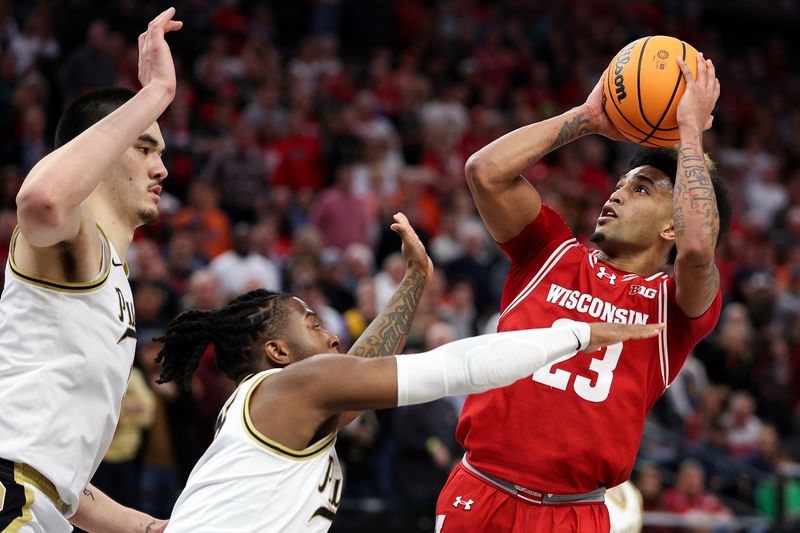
[54,88,136,148]
[627,146,732,264]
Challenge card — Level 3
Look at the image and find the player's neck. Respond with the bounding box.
[90,201,136,258]
[596,249,664,277]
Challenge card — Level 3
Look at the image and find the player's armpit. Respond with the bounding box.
[673,256,720,318]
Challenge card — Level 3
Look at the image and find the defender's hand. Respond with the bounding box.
[585,322,663,352]
[676,52,719,135]
[391,212,433,281]
[138,7,183,94]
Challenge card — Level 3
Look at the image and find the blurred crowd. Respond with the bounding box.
[1,0,800,530]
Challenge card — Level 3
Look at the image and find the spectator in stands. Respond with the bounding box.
[172,181,233,260]
[661,460,732,532]
[310,162,373,251]
[209,222,282,301]
[722,391,764,458]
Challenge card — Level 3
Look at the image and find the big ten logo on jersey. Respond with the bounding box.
[629,285,657,299]
[532,318,623,403]
[115,287,136,344]
[310,456,342,523]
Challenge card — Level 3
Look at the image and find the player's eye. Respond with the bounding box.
[635,186,648,194]
[138,146,151,155]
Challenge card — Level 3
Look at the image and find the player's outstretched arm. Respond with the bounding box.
[16,8,182,248]
[281,321,662,414]
[347,212,431,359]
[339,212,431,427]
[465,71,625,243]
[672,52,721,318]
[70,483,167,533]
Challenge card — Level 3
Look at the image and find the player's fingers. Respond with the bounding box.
[694,52,707,84]
[676,56,694,84]
[705,58,715,79]
[393,212,409,226]
[138,32,146,50]
[150,6,176,28]
[165,20,183,32]
[628,324,663,339]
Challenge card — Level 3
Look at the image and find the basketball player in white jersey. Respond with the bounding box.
[154,214,663,532]
[0,8,181,533]
[606,481,644,533]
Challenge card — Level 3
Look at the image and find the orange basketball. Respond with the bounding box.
[603,36,698,147]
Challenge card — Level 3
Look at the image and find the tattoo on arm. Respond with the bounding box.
[145,521,156,533]
[546,114,591,153]
[82,488,95,501]
[676,143,719,243]
[348,269,426,358]
[692,260,720,308]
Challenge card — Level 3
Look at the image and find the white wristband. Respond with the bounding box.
[395,321,590,407]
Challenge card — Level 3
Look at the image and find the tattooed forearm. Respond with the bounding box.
[675,140,719,243]
[82,488,95,501]
[693,260,720,308]
[145,521,156,533]
[349,269,427,358]
[547,113,591,153]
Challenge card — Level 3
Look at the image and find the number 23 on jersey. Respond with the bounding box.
[532,319,623,403]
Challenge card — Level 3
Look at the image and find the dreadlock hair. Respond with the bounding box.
[155,289,292,390]
[54,88,136,148]
[627,146,732,264]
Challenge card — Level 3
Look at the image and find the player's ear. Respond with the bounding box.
[660,222,675,243]
[264,339,291,367]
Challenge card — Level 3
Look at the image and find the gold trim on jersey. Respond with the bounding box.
[12,463,67,514]
[0,467,34,533]
[242,370,336,460]
[8,226,112,293]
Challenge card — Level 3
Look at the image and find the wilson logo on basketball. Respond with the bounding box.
[612,42,636,103]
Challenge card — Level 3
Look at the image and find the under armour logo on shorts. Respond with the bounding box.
[452,496,473,510]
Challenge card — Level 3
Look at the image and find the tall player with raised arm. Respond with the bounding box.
[0,8,181,533]
[434,54,731,532]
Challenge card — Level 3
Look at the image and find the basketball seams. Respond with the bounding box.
[637,37,656,130]
[640,40,687,144]
[604,35,694,147]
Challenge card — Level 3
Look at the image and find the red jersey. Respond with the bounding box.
[456,205,721,494]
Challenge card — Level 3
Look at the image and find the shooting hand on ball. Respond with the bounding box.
[676,52,720,135]
[581,71,627,142]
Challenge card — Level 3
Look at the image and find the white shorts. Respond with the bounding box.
[0,476,72,533]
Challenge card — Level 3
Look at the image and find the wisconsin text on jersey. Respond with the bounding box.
[545,284,649,324]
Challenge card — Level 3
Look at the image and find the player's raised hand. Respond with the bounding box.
[580,71,627,142]
[390,212,433,281]
[676,52,720,134]
[138,7,183,94]
[585,322,663,352]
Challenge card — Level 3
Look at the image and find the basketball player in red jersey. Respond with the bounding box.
[434,54,730,532]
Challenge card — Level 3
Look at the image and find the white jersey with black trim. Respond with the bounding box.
[166,369,343,533]
[0,226,136,515]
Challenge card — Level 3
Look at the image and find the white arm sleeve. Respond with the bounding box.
[395,322,590,407]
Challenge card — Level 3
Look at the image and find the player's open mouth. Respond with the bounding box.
[598,206,617,223]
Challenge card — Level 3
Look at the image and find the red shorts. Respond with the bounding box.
[435,464,610,532]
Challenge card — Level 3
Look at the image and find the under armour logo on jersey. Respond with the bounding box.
[596,266,617,285]
[453,496,473,510]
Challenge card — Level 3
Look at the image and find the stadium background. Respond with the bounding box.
[1,0,799,530]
